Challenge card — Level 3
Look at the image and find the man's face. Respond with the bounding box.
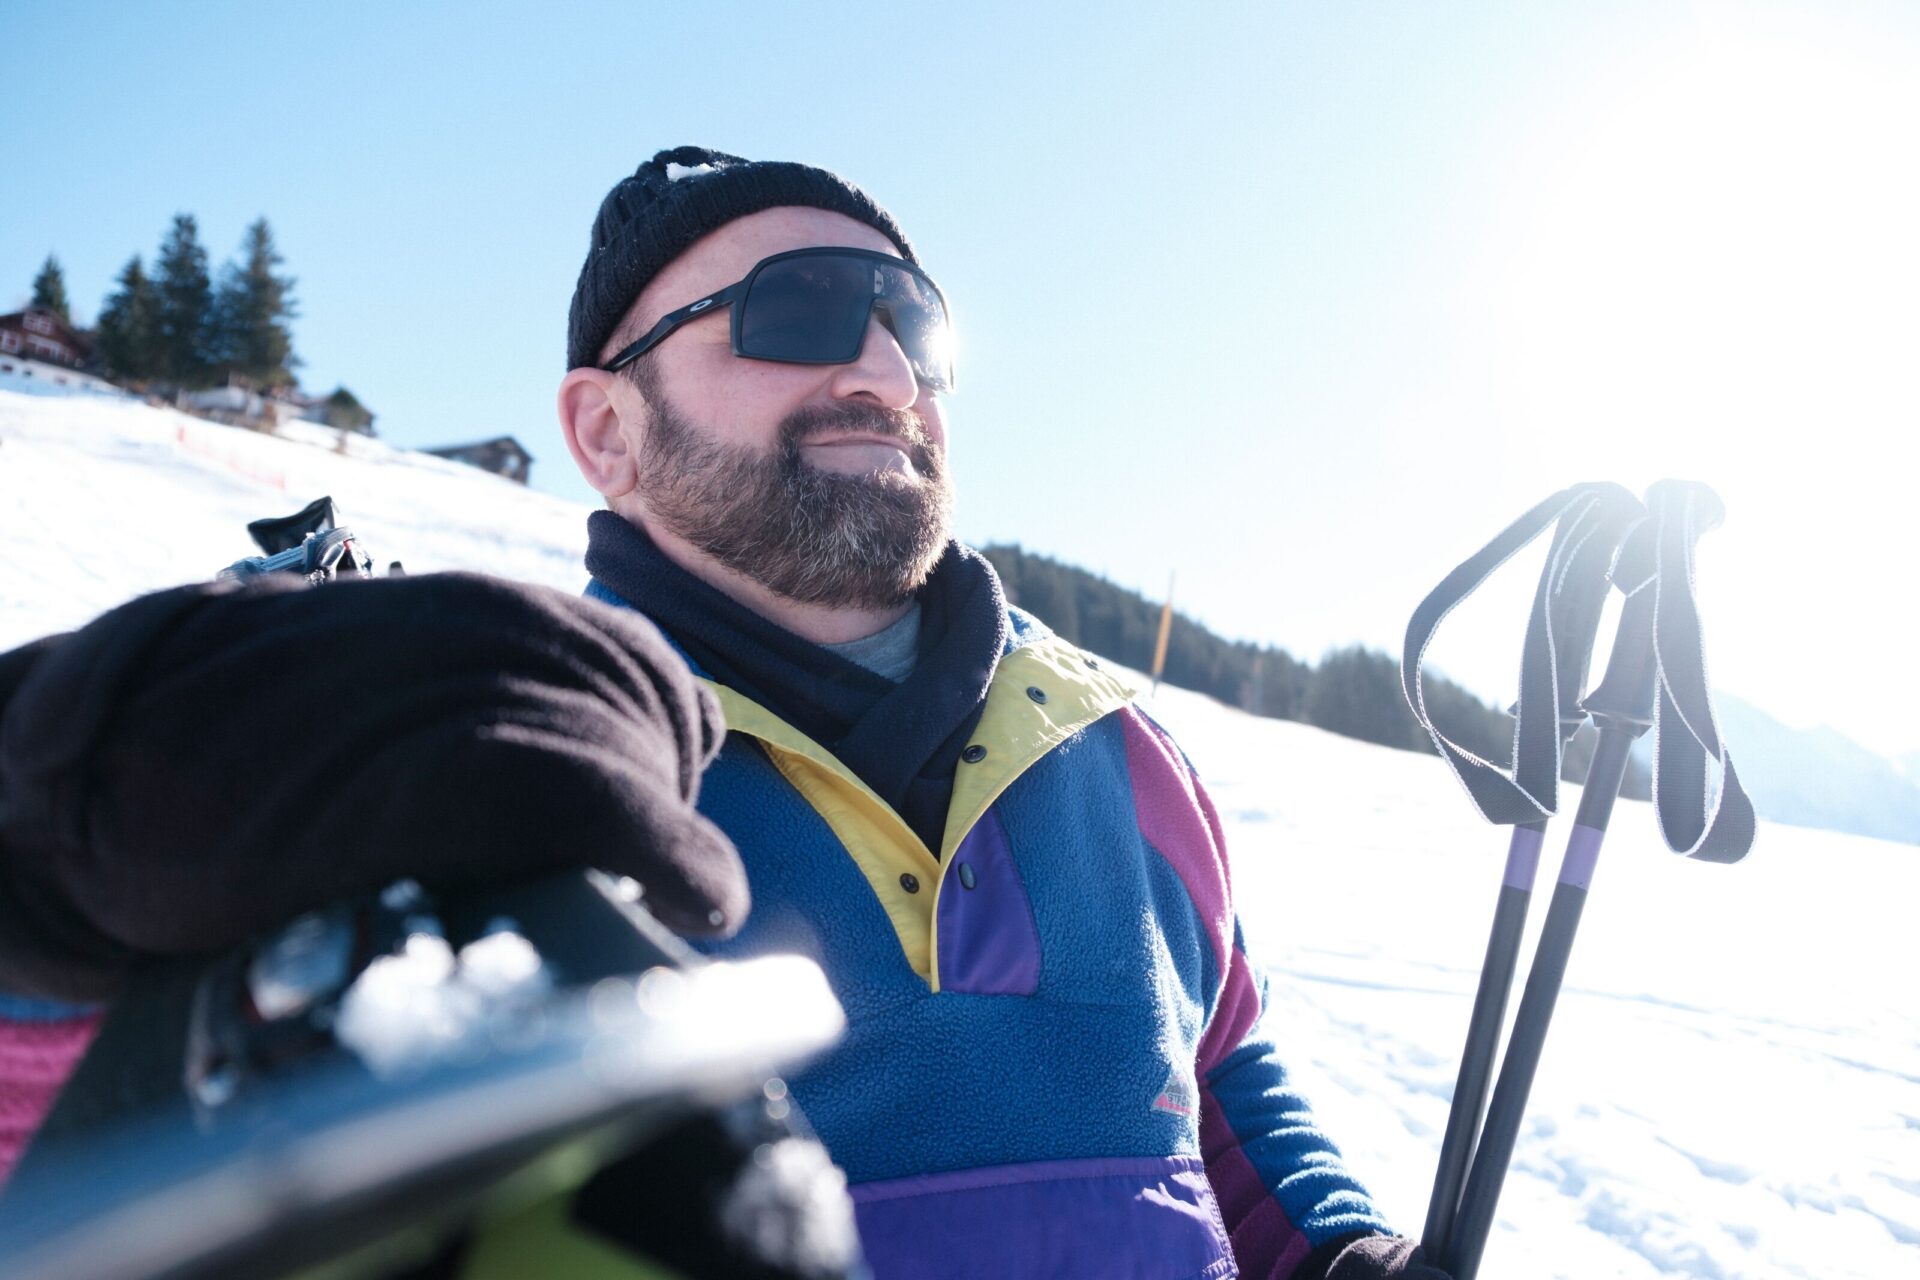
[603,207,954,610]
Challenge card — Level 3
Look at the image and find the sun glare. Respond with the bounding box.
[1466,8,1920,747]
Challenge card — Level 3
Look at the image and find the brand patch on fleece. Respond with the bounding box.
[1152,1065,1197,1117]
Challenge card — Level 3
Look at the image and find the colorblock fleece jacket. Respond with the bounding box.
[587,576,1390,1280]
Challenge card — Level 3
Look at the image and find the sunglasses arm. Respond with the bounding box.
[600,282,746,373]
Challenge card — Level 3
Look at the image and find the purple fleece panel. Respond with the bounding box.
[937,807,1042,996]
[0,1012,100,1192]
[1559,824,1604,889]
[1502,825,1545,891]
[851,1154,1234,1280]
[1196,945,1262,1080]
[1121,709,1233,980]
[1199,1083,1311,1279]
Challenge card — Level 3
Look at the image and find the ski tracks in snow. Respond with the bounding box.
[1257,941,1919,1279]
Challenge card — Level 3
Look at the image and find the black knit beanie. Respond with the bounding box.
[567,145,917,371]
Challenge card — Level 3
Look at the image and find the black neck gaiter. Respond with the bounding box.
[584,511,1009,853]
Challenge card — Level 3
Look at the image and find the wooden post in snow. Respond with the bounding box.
[1151,571,1175,695]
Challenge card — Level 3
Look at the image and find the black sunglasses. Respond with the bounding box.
[599,246,956,393]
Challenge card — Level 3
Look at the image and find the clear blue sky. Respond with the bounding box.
[6,1,1917,755]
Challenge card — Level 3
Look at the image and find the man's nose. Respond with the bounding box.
[828,314,921,410]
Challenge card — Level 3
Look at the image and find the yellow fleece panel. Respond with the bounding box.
[705,684,940,977]
[936,636,1137,858]
[701,636,1136,988]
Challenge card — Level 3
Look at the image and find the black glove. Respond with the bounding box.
[1302,1234,1453,1280]
[573,1098,864,1280]
[0,573,748,1002]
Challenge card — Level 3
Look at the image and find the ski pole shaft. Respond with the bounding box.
[1443,717,1641,1280]
[1421,821,1546,1262]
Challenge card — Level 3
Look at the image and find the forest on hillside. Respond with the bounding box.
[980,544,1649,798]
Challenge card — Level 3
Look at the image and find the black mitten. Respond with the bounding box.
[0,573,748,1002]
[1301,1234,1454,1280]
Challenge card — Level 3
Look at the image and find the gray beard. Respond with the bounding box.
[632,388,955,610]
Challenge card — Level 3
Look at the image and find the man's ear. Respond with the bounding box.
[558,368,638,500]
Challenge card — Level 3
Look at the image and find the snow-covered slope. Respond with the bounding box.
[1143,676,1918,1280]
[0,376,587,643]
[2,382,1915,1278]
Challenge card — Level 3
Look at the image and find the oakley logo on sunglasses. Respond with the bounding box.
[599,247,955,393]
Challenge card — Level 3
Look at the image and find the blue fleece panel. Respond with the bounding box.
[0,994,95,1021]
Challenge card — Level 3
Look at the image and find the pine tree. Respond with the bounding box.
[1305,646,1423,751]
[213,218,299,388]
[977,542,1520,760]
[29,255,71,323]
[95,255,162,382]
[154,214,217,389]
[323,387,374,435]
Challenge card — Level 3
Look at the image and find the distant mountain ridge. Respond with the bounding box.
[1691,696,1920,846]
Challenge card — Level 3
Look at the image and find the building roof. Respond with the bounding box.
[424,435,534,462]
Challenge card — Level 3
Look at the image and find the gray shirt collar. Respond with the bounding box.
[822,603,922,683]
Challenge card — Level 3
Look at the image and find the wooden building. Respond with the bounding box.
[425,435,534,485]
[0,307,90,369]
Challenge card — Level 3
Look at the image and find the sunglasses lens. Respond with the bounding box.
[739,255,874,363]
[740,253,955,392]
[875,263,955,393]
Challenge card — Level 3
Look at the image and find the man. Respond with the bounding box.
[548,146,1445,1280]
[0,147,1447,1279]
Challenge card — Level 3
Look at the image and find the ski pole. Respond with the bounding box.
[1419,820,1545,1263]
[1413,481,1751,1278]
[1441,564,1662,1280]
[1405,486,1641,1263]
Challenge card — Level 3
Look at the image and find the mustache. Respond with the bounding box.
[780,404,934,450]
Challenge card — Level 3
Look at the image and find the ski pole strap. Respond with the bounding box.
[1401,483,1645,826]
[1644,481,1755,863]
